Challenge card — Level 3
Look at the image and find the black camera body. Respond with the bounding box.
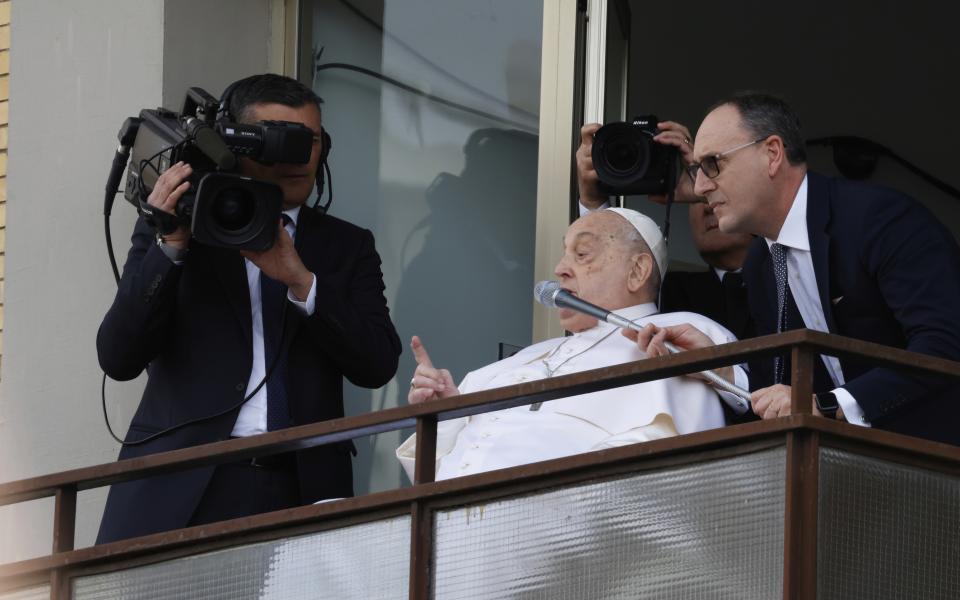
[591,115,677,196]
[123,87,315,251]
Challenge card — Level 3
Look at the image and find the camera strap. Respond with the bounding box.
[138,199,181,235]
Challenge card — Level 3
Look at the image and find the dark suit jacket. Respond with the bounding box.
[743,172,960,445]
[660,269,754,341]
[660,269,756,425]
[96,208,401,543]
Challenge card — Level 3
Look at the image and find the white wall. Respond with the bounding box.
[0,0,278,564]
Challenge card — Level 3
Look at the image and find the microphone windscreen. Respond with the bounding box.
[533,280,562,308]
[193,126,237,171]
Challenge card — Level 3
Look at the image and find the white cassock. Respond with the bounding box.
[397,303,743,482]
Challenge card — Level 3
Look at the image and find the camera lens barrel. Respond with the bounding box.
[594,122,651,177]
[190,173,283,251]
[591,116,676,196]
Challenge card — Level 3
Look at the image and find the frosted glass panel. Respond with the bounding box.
[818,448,960,600]
[433,448,786,599]
[73,516,409,600]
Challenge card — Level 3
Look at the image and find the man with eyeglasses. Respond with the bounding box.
[632,92,960,446]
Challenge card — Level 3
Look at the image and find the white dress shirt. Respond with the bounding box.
[397,304,741,481]
[231,206,319,437]
[579,199,611,216]
[765,175,869,426]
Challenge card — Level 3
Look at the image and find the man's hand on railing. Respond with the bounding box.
[408,335,460,404]
[623,322,736,385]
[750,384,845,421]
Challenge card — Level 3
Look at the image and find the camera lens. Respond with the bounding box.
[211,187,256,232]
[192,172,284,251]
[606,135,646,173]
[591,117,676,196]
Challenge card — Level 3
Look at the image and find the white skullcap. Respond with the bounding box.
[603,207,667,277]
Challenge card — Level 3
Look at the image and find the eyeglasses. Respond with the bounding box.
[685,137,766,182]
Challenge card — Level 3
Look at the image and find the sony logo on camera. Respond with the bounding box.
[121,87,314,251]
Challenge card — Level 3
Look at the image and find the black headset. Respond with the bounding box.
[218,75,334,215]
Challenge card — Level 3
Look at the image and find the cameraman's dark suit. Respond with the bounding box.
[744,172,960,445]
[96,208,400,544]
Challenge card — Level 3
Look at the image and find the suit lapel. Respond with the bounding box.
[759,251,778,330]
[279,208,324,350]
[209,247,254,348]
[744,238,779,335]
[806,173,838,334]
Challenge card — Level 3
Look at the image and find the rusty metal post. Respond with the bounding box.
[782,430,820,599]
[790,345,814,415]
[413,416,438,486]
[409,416,438,599]
[52,486,76,554]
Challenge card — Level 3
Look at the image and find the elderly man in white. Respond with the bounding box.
[397,207,743,481]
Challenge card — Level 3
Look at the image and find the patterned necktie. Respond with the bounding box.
[771,243,790,384]
[262,215,293,430]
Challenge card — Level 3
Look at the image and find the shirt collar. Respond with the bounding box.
[765,174,809,252]
[283,205,302,227]
[713,267,743,281]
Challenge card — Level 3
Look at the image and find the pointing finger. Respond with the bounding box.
[410,335,434,369]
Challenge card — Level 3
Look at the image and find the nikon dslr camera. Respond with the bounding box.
[591,115,677,196]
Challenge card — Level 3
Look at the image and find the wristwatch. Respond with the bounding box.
[156,231,188,263]
[815,391,839,419]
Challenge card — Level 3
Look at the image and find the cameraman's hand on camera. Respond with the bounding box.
[147,161,192,249]
[576,123,610,210]
[649,121,701,205]
[240,220,315,302]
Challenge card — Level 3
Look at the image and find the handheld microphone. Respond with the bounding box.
[534,280,751,413]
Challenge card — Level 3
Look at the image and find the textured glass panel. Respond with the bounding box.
[433,448,785,599]
[818,448,960,600]
[73,516,409,600]
[0,586,50,600]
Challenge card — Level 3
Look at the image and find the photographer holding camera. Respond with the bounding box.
[96,74,401,544]
[575,119,755,342]
[576,119,699,211]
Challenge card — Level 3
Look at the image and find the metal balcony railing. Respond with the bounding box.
[2,330,960,599]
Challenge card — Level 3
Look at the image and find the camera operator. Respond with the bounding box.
[95,74,401,544]
[575,120,755,342]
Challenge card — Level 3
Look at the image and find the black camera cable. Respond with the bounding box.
[101,311,289,446]
[313,158,334,216]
